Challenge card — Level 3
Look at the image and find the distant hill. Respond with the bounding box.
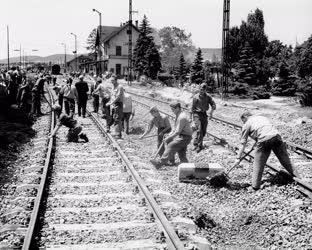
[0,54,76,64]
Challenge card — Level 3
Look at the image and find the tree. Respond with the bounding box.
[178,53,187,84]
[236,42,257,85]
[271,61,297,96]
[133,15,161,79]
[86,28,97,54]
[158,26,196,72]
[190,48,204,84]
[296,35,312,78]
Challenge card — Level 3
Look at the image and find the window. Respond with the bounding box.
[116,46,122,56]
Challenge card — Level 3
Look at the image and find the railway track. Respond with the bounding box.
[13,85,216,249]
[129,91,312,198]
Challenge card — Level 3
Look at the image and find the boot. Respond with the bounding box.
[79,133,89,142]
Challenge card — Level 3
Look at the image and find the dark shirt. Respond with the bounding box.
[58,114,77,128]
[32,78,45,94]
[75,80,89,99]
[191,93,216,113]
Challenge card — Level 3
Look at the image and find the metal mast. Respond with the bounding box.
[221,0,230,100]
[127,0,133,85]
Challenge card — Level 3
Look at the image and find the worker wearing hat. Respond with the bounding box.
[140,106,172,158]
[150,101,192,168]
[75,75,89,117]
[190,83,216,153]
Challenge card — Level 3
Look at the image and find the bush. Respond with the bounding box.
[157,73,175,87]
[229,82,249,95]
[297,77,312,106]
[251,86,271,100]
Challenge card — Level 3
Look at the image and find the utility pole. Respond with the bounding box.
[70,32,78,72]
[7,25,10,70]
[92,9,102,76]
[221,0,230,100]
[61,43,67,72]
[127,0,137,85]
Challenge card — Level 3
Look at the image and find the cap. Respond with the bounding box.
[149,106,159,113]
[79,75,84,79]
[169,101,181,109]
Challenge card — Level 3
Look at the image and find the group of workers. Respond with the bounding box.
[49,74,299,191]
[142,83,300,191]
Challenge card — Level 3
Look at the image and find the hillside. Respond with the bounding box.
[0,54,76,64]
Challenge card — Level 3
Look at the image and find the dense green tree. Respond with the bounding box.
[236,42,257,85]
[158,26,196,72]
[271,61,297,96]
[178,53,187,84]
[86,28,97,54]
[190,48,204,84]
[296,35,312,78]
[133,15,161,79]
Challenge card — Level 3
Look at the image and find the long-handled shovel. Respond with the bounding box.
[150,141,165,168]
[209,142,257,187]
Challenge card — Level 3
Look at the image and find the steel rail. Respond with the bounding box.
[22,87,56,250]
[129,91,312,158]
[133,99,312,198]
[87,109,185,250]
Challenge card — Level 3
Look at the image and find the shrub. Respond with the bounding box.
[297,77,312,106]
[229,82,249,95]
[157,73,175,87]
[251,86,271,99]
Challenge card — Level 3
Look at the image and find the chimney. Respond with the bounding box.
[135,20,138,27]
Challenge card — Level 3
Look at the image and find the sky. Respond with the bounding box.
[0,0,311,58]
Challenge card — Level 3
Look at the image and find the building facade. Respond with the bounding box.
[96,22,140,77]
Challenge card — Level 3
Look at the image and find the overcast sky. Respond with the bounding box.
[0,0,311,58]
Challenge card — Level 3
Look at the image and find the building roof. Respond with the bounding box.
[97,23,140,45]
[201,48,222,62]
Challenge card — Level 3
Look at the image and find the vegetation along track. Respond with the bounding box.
[20,86,214,249]
[129,91,312,198]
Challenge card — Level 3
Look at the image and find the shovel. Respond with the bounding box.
[150,141,165,167]
[209,142,256,187]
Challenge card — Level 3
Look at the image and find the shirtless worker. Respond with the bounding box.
[140,106,171,158]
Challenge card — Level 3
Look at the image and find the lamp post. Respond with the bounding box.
[70,32,77,72]
[61,43,67,72]
[92,8,102,76]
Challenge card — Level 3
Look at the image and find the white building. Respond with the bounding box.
[96,22,140,76]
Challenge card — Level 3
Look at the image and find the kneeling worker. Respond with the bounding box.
[236,110,300,190]
[140,106,171,157]
[49,104,89,143]
[150,101,192,168]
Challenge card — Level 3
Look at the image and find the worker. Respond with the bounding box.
[236,110,300,190]
[61,78,78,117]
[190,83,216,153]
[75,75,89,118]
[106,75,124,138]
[91,77,101,113]
[122,91,135,134]
[150,101,192,168]
[140,106,171,158]
[49,104,89,143]
[31,74,46,116]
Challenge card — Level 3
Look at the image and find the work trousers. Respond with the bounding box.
[101,97,112,129]
[252,135,297,189]
[64,98,75,117]
[157,127,172,157]
[58,93,64,113]
[31,92,41,114]
[77,97,87,117]
[122,112,132,134]
[67,125,82,142]
[193,112,208,148]
[111,102,123,137]
[93,94,99,113]
[161,135,192,164]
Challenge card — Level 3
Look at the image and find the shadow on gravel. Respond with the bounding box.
[130,126,145,135]
[0,96,36,193]
[263,170,294,187]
